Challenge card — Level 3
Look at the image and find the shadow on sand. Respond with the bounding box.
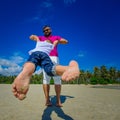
[42,95,74,120]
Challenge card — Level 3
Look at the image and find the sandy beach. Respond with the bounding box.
[0,84,120,120]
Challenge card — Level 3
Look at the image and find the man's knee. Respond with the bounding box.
[53,77,61,84]
[43,79,50,84]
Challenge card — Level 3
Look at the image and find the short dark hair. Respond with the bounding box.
[42,25,51,30]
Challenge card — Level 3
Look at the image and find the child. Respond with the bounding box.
[12,40,80,100]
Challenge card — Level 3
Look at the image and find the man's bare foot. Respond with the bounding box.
[56,103,63,107]
[61,60,80,81]
[45,100,52,106]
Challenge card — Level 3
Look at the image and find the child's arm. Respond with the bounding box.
[29,35,39,41]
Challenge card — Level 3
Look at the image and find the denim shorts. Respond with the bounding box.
[27,51,56,76]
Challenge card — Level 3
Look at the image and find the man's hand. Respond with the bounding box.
[59,38,68,44]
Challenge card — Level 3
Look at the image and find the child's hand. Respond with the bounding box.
[29,35,39,41]
[29,35,34,39]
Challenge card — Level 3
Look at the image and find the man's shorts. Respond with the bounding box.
[42,56,61,84]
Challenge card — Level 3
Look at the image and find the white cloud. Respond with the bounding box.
[0,59,18,67]
[40,0,53,8]
[0,53,44,76]
[25,0,76,24]
[78,53,84,58]
[10,56,24,64]
[0,66,22,76]
[0,54,25,76]
[78,51,86,58]
[25,0,54,24]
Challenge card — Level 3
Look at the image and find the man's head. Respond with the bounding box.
[42,25,52,37]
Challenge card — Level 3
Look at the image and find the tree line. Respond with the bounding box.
[0,65,120,84]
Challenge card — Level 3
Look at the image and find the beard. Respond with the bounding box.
[44,32,51,37]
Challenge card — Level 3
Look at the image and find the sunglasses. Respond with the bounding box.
[43,29,50,32]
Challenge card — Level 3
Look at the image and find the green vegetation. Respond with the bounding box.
[0,65,120,84]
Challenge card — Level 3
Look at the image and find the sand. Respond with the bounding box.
[0,84,120,120]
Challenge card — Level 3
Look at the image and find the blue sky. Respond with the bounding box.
[0,0,120,76]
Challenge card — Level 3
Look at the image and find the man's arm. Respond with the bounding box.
[59,38,68,44]
[29,35,39,41]
[53,40,59,46]
[53,38,68,47]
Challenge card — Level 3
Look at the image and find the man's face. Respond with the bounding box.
[43,27,52,37]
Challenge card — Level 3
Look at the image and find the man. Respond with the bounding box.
[29,25,68,107]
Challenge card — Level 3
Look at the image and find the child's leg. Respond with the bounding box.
[55,60,80,81]
[12,62,35,100]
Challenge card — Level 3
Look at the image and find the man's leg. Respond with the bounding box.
[53,75,62,107]
[55,84,62,107]
[42,70,52,106]
[50,56,62,106]
[43,84,52,106]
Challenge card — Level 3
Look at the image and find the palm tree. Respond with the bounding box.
[116,70,120,82]
[100,65,108,79]
[109,67,117,82]
[84,70,92,84]
[93,66,100,77]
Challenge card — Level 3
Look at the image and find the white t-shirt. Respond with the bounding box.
[28,41,54,55]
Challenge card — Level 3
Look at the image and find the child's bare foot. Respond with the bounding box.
[12,62,35,100]
[61,60,80,81]
[12,73,30,100]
